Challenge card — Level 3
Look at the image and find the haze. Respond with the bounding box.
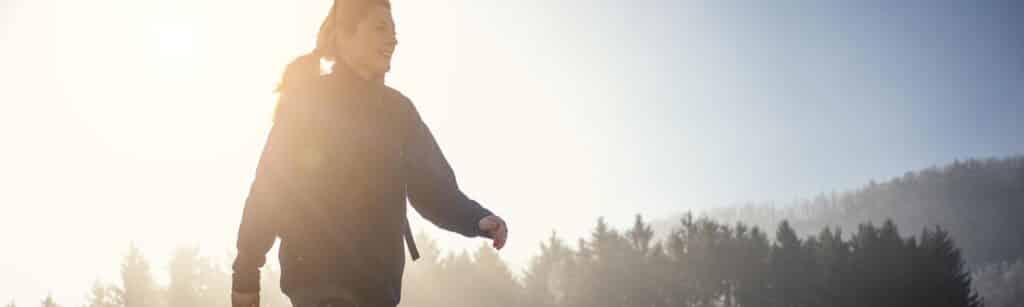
[1,1,1021,306]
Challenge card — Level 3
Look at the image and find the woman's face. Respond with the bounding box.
[336,5,397,80]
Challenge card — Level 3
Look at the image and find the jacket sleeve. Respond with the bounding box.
[231,102,299,293]
[403,103,494,238]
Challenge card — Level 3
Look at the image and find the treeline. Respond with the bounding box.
[11,215,985,307]
[405,215,982,307]
[3,243,291,307]
[684,156,1024,267]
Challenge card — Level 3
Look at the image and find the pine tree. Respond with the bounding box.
[809,227,849,307]
[441,250,476,307]
[665,213,696,306]
[848,222,882,307]
[167,246,201,307]
[523,232,572,307]
[401,232,446,306]
[734,225,770,307]
[627,214,654,254]
[914,227,982,307]
[770,220,807,307]
[625,215,657,307]
[470,243,522,307]
[588,217,633,307]
[39,294,58,307]
[86,279,122,307]
[647,242,673,307]
[120,242,162,307]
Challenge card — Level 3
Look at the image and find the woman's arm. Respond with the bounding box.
[403,103,496,238]
[231,98,304,293]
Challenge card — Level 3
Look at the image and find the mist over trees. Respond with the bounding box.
[8,156,1021,307]
[15,215,987,307]
[973,259,1024,307]
[679,156,1024,268]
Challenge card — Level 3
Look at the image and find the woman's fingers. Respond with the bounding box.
[479,215,508,250]
[494,222,507,249]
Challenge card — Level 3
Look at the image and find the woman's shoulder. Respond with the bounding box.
[380,85,421,119]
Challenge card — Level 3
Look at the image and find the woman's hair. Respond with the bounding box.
[275,0,392,94]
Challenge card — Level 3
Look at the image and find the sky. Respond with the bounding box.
[1,0,1022,305]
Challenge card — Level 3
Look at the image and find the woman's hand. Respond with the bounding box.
[478,215,508,250]
[232,290,260,307]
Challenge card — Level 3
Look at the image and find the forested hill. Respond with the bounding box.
[658,155,1024,267]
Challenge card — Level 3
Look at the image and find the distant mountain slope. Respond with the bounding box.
[655,156,1024,267]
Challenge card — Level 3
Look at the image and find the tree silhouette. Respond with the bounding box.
[38,294,58,307]
[770,220,808,307]
[523,232,571,307]
[20,203,992,307]
[914,227,983,307]
[167,246,202,307]
[120,243,161,307]
[85,279,121,307]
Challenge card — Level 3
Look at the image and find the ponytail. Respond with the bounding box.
[272,0,339,121]
[272,0,390,119]
[274,53,322,94]
[270,53,319,122]
[275,0,339,95]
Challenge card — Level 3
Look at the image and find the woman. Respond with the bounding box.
[230,1,508,306]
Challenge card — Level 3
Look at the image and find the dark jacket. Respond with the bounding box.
[231,63,494,306]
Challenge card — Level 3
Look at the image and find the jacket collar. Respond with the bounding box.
[328,60,387,91]
[323,60,389,108]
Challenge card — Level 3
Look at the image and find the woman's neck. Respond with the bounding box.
[338,57,385,84]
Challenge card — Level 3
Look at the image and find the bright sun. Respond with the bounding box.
[144,20,207,80]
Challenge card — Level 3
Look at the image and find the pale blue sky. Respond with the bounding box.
[458,1,1023,216]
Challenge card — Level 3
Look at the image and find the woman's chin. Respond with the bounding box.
[374,66,391,79]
